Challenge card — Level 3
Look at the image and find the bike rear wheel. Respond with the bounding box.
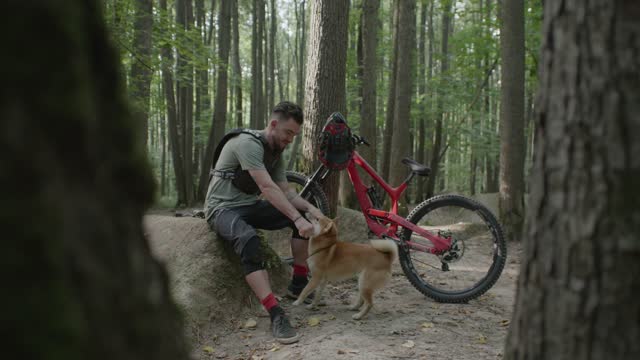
[399,194,506,303]
[285,171,330,217]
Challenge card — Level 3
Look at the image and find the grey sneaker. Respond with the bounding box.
[271,312,300,344]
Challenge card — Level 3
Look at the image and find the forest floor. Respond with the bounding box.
[190,251,520,360]
[147,198,520,360]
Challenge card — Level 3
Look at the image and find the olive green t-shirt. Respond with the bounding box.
[204,130,286,221]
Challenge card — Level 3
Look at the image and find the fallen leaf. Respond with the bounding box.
[308,317,321,326]
[244,319,257,329]
[327,314,336,320]
[421,322,434,329]
[337,349,346,354]
[476,334,487,344]
[402,340,415,348]
[202,346,215,354]
[500,319,510,327]
[348,349,360,354]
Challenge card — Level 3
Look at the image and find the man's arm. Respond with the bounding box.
[248,170,314,238]
[277,181,324,219]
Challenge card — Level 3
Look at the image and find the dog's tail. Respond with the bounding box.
[370,240,398,263]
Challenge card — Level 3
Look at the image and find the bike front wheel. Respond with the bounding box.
[286,171,330,216]
[399,194,507,303]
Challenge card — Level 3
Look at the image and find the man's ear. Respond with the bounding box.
[269,119,278,128]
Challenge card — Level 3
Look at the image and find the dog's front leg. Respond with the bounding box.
[292,276,322,306]
[306,280,327,310]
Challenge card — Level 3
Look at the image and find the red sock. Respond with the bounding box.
[260,293,278,312]
[293,264,309,277]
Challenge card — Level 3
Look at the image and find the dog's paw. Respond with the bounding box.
[306,304,319,310]
[352,313,363,320]
[292,300,302,306]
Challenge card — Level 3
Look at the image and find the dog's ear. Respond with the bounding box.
[321,218,333,234]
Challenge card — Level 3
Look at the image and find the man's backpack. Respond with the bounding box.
[317,112,355,170]
[209,128,279,195]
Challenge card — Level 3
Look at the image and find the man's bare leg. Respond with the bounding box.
[245,270,272,300]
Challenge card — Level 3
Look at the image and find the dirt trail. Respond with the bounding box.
[191,247,520,360]
[146,204,520,360]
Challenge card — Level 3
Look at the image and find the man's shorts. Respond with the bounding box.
[208,200,307,256]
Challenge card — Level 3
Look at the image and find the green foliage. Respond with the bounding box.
[105,0,542,201]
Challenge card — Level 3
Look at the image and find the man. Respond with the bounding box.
[204,101,322,344]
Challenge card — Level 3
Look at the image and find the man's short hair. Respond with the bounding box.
[272,101,303,125]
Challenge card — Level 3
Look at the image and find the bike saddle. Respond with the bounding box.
[402,157,431,176]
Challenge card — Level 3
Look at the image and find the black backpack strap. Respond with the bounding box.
[209,129,269,181]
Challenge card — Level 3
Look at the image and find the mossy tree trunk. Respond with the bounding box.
[2,1,189,359]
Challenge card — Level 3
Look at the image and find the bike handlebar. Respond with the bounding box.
[352,134,370,147]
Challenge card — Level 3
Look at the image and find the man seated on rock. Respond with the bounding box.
[204,101,323,344]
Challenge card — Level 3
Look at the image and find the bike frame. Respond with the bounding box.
[303,151,452,255]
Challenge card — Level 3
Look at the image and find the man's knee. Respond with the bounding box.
[241,237,264,275]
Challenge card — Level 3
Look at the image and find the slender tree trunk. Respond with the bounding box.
[301,0,350,217]
[381,1,399,183]
[268,0,276,111]
[287,0,306,170]
[176,0,195,205]
[389,0,416,194]
[129,0,153,147]
[426,0,453,198]
[416,0,427,202]
[197,0,231,201]
[499,0,525,242]
[161,0,186,205]
[3,1,189,357]
[360,0,379,172]
[231,0,243,128]
[505,2,640,358]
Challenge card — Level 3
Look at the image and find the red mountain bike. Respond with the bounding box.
[286,133,506,303]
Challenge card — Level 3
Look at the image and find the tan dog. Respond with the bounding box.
[292,214,398,320]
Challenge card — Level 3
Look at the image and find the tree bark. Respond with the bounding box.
[129,0,153,147]
[505,1,640,358]
[426,0,453,198]
[198,0,231,201]
[301,0,350,217]
[2,1,189,358]
[389,0,416,192]
[498,0,525,242]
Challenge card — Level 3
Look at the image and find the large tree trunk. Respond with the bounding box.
[198,0,231,201]
[389,0,416,192]
[160,0,187,206]
[498,0,525,242]
[505,2,640,359]
[129,0,153,147]
[426,0,453,198]
[360,0,380,174]
[300,0,350,217]
[3,1,189,358]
